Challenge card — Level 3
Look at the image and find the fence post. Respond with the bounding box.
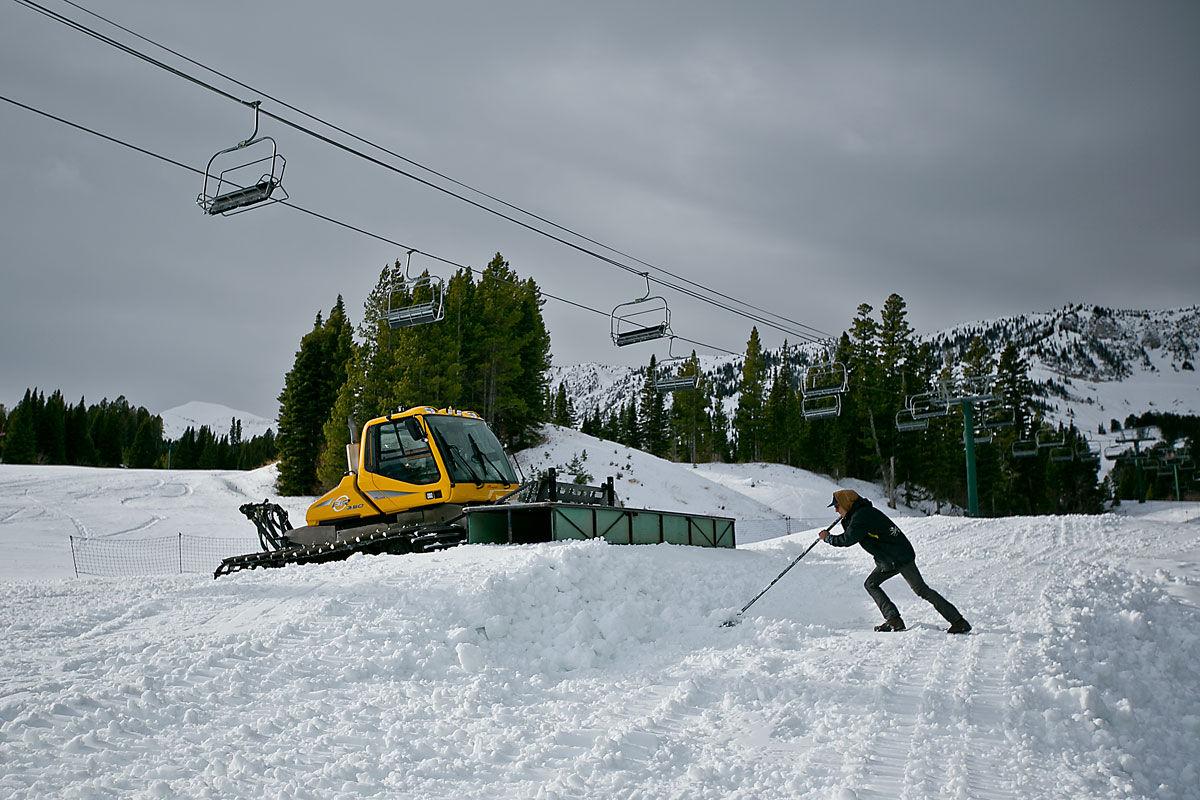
[178,532,183,574]
[785,516,791,535]
[70,535,79,578]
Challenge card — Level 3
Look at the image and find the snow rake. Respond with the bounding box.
[720,517,837,627]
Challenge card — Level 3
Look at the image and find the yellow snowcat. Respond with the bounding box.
[217,406,527,577]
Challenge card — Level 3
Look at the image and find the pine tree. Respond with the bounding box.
[553,383,574,428]
[639,355,669,457]
[277,310,343,495]
[1,394,37,464]
[128,416,163,468]
[669,352,708,462]
[42,391,68,464]
[710,391,732,463]
[734,327,767,461]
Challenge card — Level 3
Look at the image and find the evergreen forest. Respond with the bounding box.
[0,389,275,470]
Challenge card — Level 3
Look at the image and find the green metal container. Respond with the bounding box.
[464,502,735,548]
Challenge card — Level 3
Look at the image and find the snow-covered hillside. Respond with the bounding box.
[550,304,1200,443]
[2,442,1199,798]
[160,401,276,441]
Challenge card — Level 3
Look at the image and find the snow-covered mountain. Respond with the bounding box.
[551,305,1200,437]
[159,401,275,441]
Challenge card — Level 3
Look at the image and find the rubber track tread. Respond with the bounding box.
[213,523,464,578]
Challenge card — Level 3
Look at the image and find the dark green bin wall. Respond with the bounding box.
[465,504,735,549]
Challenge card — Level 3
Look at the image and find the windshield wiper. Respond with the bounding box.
[430,427,483,487]
[468,433,513,486]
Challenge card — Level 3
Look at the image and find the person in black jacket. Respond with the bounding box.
[819,489,971,634]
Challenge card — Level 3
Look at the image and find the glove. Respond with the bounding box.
[819,529,830,541]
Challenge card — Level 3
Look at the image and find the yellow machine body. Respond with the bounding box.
[307,406,518,528]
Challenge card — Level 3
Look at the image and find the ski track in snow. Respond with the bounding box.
[1,454,1200,799]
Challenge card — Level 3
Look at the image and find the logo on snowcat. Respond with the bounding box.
[331,495,352,513]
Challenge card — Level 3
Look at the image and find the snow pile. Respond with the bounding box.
[3,453,1200,797]
[1019,563,1200,798]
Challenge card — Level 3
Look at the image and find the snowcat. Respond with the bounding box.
[218,406,527,576]
[217,405,734,578]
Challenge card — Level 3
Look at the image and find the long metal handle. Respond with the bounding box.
[730,516,839,618]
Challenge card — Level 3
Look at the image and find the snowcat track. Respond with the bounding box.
[214,522,466,579]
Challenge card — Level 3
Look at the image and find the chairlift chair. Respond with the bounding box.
[611,274,671,347]
[385,250,446,329]
[977,402,1015,431]
[1035,428,1066,449]
[972,430,994,445]
[939,375,996,404]
[908,392,951,420]
[1103,444,1129,461]
[197,101,288,216]
[1011,439,1038,459]
[895,408,929,433]
[653,337,699,393]
[1049,445,1075,463]
[802,394,841,420]
[801,363,849,398]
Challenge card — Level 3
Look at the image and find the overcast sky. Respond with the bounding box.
[1,0,1197,418]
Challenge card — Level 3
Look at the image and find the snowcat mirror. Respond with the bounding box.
[405,417,426,441]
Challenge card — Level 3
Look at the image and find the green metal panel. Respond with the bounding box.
[467,510,508,545]
[631,512,662,544]
[662,514,690,545]
[464,503,735,549]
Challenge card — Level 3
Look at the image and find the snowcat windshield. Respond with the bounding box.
[424,416,517,485]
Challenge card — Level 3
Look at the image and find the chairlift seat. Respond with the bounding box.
[386,302,441,329]
[802,364,848,398]
[895,409,928,433]
[1036,429,1065,449]
[802,394,841,420]
[385,258,446,329]
[198,110,287,217]
[206,178,279,216]
[614,324,669,347]
[1012,440,1038,458]
[1049,446,1074,462]
[909,394,951,420]
[655,375,699,393]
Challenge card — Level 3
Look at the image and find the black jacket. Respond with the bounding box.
[825,497,916,569]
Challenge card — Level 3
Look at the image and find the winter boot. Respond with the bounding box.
[947,618,972,635]
[874,617,906,632]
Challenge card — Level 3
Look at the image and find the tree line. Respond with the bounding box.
[561,293,1107,515]
[274,253,553,495]
[0,389,276,470]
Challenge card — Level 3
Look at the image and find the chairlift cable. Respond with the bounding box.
[12,0,831,344]
[0,90,744,362]
[51,0,831,341]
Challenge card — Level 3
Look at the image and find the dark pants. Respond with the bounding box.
[865,561,962,623]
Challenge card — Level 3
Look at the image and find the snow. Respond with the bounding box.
[2,437,1200,798]
[160,401,276,441]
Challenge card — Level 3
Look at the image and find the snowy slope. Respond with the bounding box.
[160,401,276,441]
[551,305,1200,450]
[1,457,1199,798]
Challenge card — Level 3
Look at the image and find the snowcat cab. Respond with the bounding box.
[197,101,287,216]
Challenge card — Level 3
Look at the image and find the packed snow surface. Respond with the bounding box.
[2,450,1199,798]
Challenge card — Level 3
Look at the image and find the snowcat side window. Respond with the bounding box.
[369,420,440,485]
